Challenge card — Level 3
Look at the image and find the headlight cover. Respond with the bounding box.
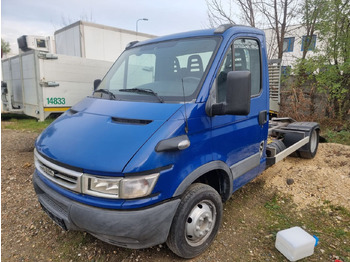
[82,173,159,199]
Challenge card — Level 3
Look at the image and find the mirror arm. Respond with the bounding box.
[94,79,102,91]
[211,103,226,116]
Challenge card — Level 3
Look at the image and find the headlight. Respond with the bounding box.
[83,175,122,198]
[82,173,159,199]
[120,173,159,199]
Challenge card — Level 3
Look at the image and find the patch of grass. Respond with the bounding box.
[319,120,350,146]
[323,129,350,146]
[262,193,350,262]
[2,114,55,132]
[264,195,280,210]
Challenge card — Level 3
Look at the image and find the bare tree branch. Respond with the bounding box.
[206,0,236,26]
[206,0,302,59]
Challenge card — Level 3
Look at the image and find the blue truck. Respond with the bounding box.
[33,24,319,258]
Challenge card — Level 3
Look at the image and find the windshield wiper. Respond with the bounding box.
[119,88,164,103]
[94,89,116,100]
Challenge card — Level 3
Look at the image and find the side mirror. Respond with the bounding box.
[211,71,251,116]
[94,79,101,91]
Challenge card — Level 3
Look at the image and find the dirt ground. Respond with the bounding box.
[1,127,350,262]
[262,142,350,210]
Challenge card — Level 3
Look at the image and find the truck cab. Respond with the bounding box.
[33,24,319,258]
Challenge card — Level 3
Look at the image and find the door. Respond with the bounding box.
[210,37,266,191]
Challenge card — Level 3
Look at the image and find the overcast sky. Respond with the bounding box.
[1,0,211,54]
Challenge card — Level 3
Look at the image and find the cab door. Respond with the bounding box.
[210,37,267,191]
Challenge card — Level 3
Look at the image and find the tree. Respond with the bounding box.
[206,0,258,27]
[293,0,325,103]
[237,0,256,27]
[294,0,350,119]
[1,38,11,57]
[299,0,325,60]
[316,0,350,119]
[256,0,300,59]
[206,0,300,60]
[206,0,238,27]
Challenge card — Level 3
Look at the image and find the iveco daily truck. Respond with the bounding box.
[33,24,319,258]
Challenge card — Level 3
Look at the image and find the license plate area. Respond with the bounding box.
[41,203,67,231]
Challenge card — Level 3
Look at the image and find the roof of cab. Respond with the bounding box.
[132,24,265,48]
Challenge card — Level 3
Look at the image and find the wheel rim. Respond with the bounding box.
[185,200,217,247]
[310,129,318,153]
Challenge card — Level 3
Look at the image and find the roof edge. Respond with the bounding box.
[54,20,157,38]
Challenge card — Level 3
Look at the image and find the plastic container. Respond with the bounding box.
[275,226,316,261]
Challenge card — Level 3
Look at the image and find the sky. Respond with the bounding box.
[1,0,211,55]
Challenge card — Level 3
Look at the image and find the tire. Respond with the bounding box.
[271,139,286,154]
[299,128,319,159]
[166,183,223,258]
[267,139,286,157]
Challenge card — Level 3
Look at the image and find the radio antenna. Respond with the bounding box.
[181,78,189,134]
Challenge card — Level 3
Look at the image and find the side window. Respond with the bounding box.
[233,39,261,96]
[301,35,317,51]
[216,38,261,102]
[283,37,295,52]
[216,47,233,103]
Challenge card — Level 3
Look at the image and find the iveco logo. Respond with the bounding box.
[40,164,56,177]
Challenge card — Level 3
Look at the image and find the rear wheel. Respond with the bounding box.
[299,128,319,159]
[166,183,223,258]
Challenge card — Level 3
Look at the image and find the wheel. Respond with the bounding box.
[267,139,286,157]
[270,139,286,154]
[166,183,223,258]
[299,128,319,159]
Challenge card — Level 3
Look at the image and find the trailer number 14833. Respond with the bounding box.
[47,97,66,105]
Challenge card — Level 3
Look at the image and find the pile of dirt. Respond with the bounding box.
[260,143,350,210]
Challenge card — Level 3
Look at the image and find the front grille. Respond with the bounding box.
[38,162,77,185]
[34,149,83,193]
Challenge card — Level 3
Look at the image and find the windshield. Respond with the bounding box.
[95,37,220,103]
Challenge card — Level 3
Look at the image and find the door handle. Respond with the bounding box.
[259,110,267,126]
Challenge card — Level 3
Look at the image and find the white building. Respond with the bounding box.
[263,25,320,73]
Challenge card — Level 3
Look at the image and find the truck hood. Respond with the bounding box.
[36,98,183,173]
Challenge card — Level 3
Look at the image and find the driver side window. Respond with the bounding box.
[216,38,261,103]
[217,47,233,103]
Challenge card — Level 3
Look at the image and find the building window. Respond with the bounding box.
[283,37,295,52]
[301,35,317,51]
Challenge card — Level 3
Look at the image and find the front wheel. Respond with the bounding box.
[166,183,223,258]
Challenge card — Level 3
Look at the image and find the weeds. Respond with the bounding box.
[2,114,55,132]
[262,193,350,262]
[323,129,350,146]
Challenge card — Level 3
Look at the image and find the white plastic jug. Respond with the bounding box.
[275,226,317,261]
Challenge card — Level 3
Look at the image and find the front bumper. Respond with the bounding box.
[33,171,180,249]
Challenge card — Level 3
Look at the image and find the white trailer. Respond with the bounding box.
[55,21,156,62]
[1,50,112,121]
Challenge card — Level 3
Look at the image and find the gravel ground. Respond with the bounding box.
[261,142,350,210]
[1,127,350,261]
